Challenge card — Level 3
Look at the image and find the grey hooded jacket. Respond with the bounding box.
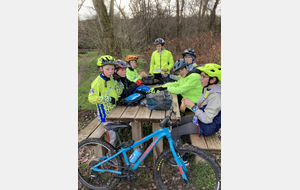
[193,84,221,124]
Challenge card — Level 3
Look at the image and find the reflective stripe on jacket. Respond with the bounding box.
[88,74,124,122]
[126,68,142,82]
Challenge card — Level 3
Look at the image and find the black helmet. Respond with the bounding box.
[115,59,130,70]
[154,38,165,46]
[182,49,196,60]
[173,59,188,72]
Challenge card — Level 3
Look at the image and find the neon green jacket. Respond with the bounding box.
[88,74,124,122]
[126,68,142,82]
[162,72,203,110]
[149,49,174,74]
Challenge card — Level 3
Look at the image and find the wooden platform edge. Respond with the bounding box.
[78,117,101,142]
[89,123,105,139]
[190,133,221,154]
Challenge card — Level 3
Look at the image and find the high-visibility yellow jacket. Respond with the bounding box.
[88,74,124,122]
[126,68,142,82]
[149,49,174,74]
[162,72,203,110]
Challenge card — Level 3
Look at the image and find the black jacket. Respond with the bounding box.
[113,73,138,98]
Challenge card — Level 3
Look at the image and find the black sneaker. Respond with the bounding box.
[168,154,189,166]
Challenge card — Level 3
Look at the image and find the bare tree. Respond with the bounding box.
[78,0,86,12]
[92,0,121,57]
[208,0,220,30]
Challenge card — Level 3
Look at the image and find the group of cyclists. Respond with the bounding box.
[88,37,221,166]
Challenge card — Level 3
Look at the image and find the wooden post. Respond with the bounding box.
[131,121,143,147]
[152,123,163,162]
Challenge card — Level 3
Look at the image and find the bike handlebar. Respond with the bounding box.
[159,107,175,128]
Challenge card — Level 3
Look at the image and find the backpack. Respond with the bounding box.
[133,85,151,94]
[119,93,145,106]
[146,91,173,110]
[142,75,160,85]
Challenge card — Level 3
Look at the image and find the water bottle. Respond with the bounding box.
[129,146,144,163]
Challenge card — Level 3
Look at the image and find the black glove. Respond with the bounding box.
[110,97,116,104]
[113,74,121,82]
[154,87,167,92]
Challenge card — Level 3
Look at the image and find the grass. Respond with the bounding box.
[78,58,84,70]
[79,50,98,57]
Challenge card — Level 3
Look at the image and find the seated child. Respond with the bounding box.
[113,59,143,99]
[125,55,147,83]
[168,63,221,166]
[88,55,124,146]
[182,48,198,72]
[153,59,203,112]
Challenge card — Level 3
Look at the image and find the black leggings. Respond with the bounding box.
[171,115,198,145]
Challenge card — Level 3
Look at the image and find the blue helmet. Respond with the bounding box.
[173,59,188,72]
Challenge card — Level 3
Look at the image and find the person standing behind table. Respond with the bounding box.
[182,48,198,72]
[149,38,174,81]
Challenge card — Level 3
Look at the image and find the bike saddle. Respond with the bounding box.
[104,123,130,131]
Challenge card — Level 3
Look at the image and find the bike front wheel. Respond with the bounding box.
[154,145,221,190]
[78,138,123,190]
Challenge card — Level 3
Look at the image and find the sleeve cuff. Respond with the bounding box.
[192,105,199,112]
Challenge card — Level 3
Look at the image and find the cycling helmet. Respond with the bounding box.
[198,63,221,81]
[182,48,196,60]
[154,38,165,46]
[173,59,188,72]
[125,55,139,62]
[115,59,130,70]
[97,55,116,67]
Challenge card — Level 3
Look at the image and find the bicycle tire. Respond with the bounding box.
[78,138,123,190]
[154,145,221,190]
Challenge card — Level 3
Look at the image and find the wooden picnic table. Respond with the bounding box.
[105,92,181,162]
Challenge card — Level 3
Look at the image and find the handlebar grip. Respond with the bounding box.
[159,117,169,127]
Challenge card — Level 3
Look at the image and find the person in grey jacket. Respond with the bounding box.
[168,63,221,166]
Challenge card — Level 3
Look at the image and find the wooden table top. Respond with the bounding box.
[106,93,181,123]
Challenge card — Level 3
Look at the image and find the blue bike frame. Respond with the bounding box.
[91,127,189,182]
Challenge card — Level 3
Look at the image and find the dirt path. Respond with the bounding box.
[78,57,93,87]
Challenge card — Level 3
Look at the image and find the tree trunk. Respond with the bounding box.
[92,0,121,57]
[109,0,114,23]
[208,0,220,31]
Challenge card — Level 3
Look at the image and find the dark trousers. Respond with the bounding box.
[171,115,198,145]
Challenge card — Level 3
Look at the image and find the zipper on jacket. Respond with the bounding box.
[160,53,161,70]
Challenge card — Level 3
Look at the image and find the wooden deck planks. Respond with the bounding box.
[134,106,152,122]
[120,106,140,122]
[89,123,105,138]
[204,134,221,154]
[150,110,166,123]
[106,106,127,122]
[190,134,208,150]
[78,117,101,142]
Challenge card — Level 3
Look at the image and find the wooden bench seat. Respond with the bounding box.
[190,133,221,154]
[78,117,105,142]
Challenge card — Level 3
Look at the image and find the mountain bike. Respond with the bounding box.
[78,108,221,190]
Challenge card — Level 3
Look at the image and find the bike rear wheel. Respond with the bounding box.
[78,138,122,190]
[154,145,221,190]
